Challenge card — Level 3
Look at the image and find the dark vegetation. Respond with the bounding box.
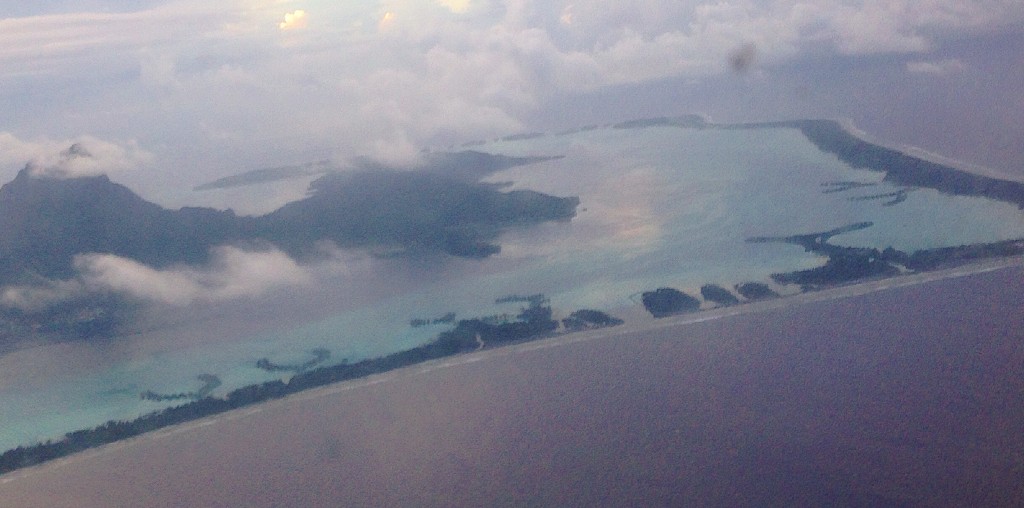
[193,151,561,191]
[434,294,560,347]
[749,222,1024,290]
[0,292,132,345]
[632,117,1024,299]
[192,160,331,191]
[494,294,548,305]
[820,181,912,206]
[896,240,1024,271]
[848,189,911,206]
[820,181,878,194]
[2,296,621,465]
[0,169,247,282]
[775,120,1024,209]
[500,132,546,142]
[641,288,701,318]
[0,151,579,345]
[0,156,578,279]
[140,374,222,402]
[734,282,779,300]
[613,115,707,130]
[561,309,625,331]
[641,231,1024,315]
[0,296,624,476]
[5,118,1024,474]
[255,348,332,374]
[259,169,578,259]
[772,249,901,288]
[642,219,1022,316]
[410,312,456,328]
[700,284,740,306]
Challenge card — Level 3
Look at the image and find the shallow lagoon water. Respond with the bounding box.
[1,123,1023,451]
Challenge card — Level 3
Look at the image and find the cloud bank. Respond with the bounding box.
[0,133,152,181]
[0,1,1022,204]
[77,246,311,305]
[1,247,310,310]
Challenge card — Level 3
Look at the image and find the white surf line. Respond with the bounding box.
[2,256,1022,485]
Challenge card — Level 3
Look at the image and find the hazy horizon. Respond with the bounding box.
[2,1,1022,212]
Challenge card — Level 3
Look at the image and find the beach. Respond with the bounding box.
[2,259,1022,506]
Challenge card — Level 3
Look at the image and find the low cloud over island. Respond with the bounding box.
[0,149,577,341]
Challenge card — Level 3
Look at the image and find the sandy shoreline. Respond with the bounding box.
[1,256,1021,506]
[2,254,1022,487]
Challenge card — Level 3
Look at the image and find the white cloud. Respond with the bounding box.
[0,279,86,313]
[0,244,360,311]
[0,246,312,311]
[278,9,307,30]
[74,246,311,306]
[0,133,51,174]
[0,133,152,181]
[907,58,966,75]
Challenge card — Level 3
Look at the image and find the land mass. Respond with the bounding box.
[7,264,1020,506]
[192,151,563,191]
[2,116,1024,478]
[0,152,579,345]
[0,296,625,476]
[615,115,1024,208]
[743,119,1024,209]
[640,223,1024,318]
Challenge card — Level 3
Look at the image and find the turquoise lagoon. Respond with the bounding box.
[2,123,1023,451]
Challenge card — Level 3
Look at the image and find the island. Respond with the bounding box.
[140,374,222,402]
[733,282,779,300]
[700,284,740,306]
[3,115,1024,478]
[641,288,702,317]
[255,349,332,374]
[641,224,1023,319]
[0,295,625,475]
[748,119,1024,209]
[561,309,625,331]
[0,152,580,349]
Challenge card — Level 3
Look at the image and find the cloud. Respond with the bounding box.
[29,139,153,179]
[0,133,152,181]
[279,9,307,30]
[907,58,966,75]
[0,279,86,313]
[437,0,472,14]
[0,133,51,174]
[0,246,312,310]
[75,246,311,306]
[3,241,360,309]
[1,0,1023,212]
[0,2,228,79]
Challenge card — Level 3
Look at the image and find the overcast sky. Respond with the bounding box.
[2,0,1023,210]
